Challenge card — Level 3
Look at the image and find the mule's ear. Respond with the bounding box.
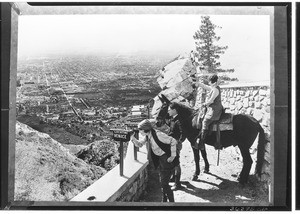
[158,95,164,103]
[161,94,171,104]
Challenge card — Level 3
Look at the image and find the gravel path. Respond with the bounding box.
[139,139,269,206]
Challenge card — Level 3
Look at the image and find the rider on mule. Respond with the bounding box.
[195,74,223,150]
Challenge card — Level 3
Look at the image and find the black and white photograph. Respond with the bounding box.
[0,2,291,210]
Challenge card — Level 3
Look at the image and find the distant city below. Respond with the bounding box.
[16,54,177,144]
[17,54,174,108]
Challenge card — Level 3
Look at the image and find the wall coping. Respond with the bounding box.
[70,141,148,202]
[220,81,270,89]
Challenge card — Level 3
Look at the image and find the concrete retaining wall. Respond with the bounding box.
[71,141,149,202]
[194,82,271,182]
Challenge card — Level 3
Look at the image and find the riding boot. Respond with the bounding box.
[167,190,175,202]
[202,129,209,143]
[162,193,168,202]
[197,130,209,150]
[169,170,175,182]
[174,165,181,186]
[197,138,205,150]
[171,165,182,191]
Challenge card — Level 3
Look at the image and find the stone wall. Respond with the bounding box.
[220,84,270,133]
[194,82,271,182]
[114,166,148,202]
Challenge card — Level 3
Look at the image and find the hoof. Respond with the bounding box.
[192,175,198,181]
[204,168,209,173]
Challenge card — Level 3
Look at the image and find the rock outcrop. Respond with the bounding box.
[15,121,106,201]
[75,140,120,171]
[152,55,197,117]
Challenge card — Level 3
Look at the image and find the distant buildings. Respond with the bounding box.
[16,55,166,142]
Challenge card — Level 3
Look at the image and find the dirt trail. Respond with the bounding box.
[140,139,269,205]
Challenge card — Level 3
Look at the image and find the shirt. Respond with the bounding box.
[206,86,219,106]
[205,85,223,121]
[131,129,177,157]
[168,115,186,153]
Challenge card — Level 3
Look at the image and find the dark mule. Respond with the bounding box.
[155,94,266,184]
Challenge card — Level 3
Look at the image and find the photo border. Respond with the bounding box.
[0,1,292,211]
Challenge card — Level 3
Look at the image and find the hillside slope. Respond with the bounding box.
[15,121,107,201]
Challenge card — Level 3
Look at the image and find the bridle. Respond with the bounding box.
[156,102,171,127]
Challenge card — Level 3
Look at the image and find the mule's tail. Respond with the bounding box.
[255,124,267,177]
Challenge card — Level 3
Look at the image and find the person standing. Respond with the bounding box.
[195,74,223,150]
[130,119,178,202]
[167,103,186,191]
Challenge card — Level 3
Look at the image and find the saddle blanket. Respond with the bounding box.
[211,113,233,132]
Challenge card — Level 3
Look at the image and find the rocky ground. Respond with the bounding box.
[140,139,269,206]
[14,121,119,201]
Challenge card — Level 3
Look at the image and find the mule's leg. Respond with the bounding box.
[191,147,200,181]
[200,149,210,173]
[238,146,253,185]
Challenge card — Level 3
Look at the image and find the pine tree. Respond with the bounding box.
[193,16,229,74]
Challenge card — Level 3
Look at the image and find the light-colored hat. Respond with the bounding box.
[138,119,153,131]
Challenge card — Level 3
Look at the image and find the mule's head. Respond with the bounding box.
[155,94,172,127]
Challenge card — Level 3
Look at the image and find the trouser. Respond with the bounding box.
[202,117,213,131]
[200,118,222,149]
[197,118,214,150]
[171,144,182,186]
[174,165,181,186]
[158,154,175,202]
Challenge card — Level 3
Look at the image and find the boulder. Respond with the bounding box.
[15,121,106,201]
[151,56,197,117]
[157,57,196,100]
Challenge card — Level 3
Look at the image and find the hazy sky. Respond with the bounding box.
[18,14,270,82]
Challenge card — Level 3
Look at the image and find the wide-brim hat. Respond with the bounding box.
[138,119,153,131]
